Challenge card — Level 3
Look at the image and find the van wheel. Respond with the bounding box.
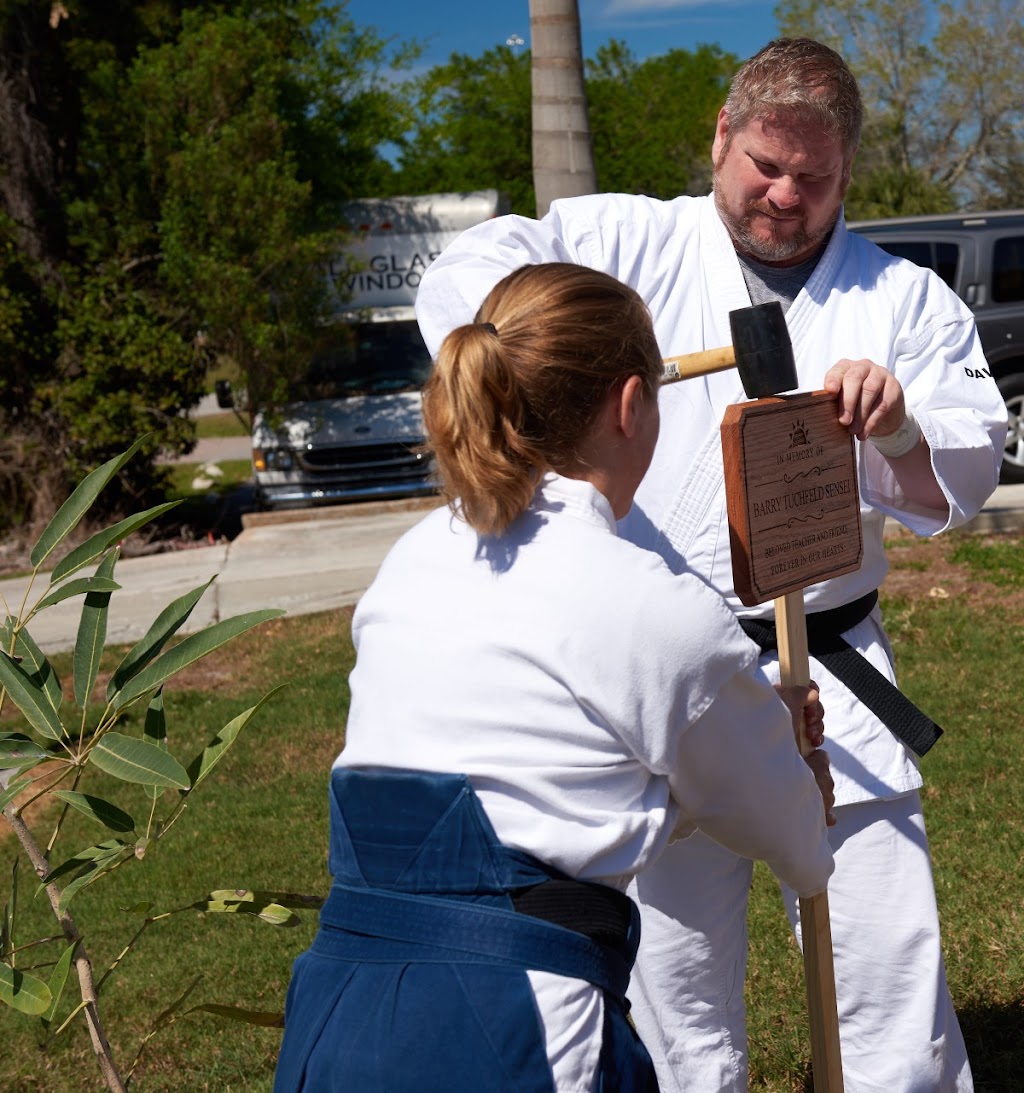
[998,372,1024,483]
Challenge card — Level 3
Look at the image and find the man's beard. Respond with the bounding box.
[713,183,837,264]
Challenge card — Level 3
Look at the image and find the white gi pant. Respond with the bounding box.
[628,792,972,1092]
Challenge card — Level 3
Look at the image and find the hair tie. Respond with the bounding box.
[479,322,499,338]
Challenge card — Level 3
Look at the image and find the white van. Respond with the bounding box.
[220,190,509,509]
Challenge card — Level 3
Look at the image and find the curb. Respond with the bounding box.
[240,494,440,529]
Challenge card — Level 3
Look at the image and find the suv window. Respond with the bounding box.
[873,240,960,289]
[992,236,1024,303]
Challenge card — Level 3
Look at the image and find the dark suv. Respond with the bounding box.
[848,209,1024,482]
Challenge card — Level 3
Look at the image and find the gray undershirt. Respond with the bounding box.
[736,248,824,312]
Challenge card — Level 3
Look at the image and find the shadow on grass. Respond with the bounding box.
[763,999,1023,1092]
[151,481,257,546]
[960,998,1024,1090]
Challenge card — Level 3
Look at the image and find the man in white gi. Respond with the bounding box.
[414,37,1007,1093]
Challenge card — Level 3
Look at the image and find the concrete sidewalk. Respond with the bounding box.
[2,500,435,655]
[3,487,1022,656]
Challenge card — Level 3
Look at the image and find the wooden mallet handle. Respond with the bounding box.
[662,345,736,383]
[661,303,799,398]
[776,590,845,1093]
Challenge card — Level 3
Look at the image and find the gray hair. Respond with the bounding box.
[723,38,863,162]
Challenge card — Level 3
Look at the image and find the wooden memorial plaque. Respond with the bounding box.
[721,390,863,607]
[723,388,856,1092]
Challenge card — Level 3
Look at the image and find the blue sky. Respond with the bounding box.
[345,0,782,73]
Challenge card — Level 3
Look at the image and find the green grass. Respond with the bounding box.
[746,533,1024,1091]
[155,460,254,543]
[0,612,353,1092]
[2,535,1023,1090]
[949,535,1024,589]
[195,412,249,440]
[163,460,253,498]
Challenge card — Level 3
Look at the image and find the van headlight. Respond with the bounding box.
[253,448,294,472]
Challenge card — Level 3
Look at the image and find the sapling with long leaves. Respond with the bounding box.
[0,440,321,1091]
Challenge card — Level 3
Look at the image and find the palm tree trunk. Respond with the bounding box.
[529,0,597,217]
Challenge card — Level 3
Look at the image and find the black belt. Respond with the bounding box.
[512,878,636,959]
[738,590,943,757]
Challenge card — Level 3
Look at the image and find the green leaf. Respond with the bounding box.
[5,628,63,714]
[143,691,168,749]
[5,859,17,961]
[41,943,77,1027]
[51,792,136,834]
[184,687,285,793]
[107,578,216,701]
[120,902,154,915]
[0,655,67,742]
[73,550,119,709]
[142,690,168,802]
[57,852,131,916]
[185,1002,284,1028]
[39,840,132,915]
[0,734,50,767]
[145,973,204,1037]
[0,963,51,1015]
[2,859,14,962]
[34,576,121,613]
[203,888,324,912]
[0,776,33,812]
[42,839,128,887]
[192,895,300,927]
[113,610,285,708]
[50,502,181,583]
[88,733,190,790]
[30,438,148,570]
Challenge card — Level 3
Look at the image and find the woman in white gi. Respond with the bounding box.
[273,263,835,1093]
[412,42,1006,1093]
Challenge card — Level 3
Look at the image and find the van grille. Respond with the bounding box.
[297,440,429,478]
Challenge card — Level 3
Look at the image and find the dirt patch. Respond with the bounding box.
[0,762,65,850]
[881,529,1024,614]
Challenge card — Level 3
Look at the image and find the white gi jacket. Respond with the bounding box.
[339,474,834,1092]
[340,474,832,893]
[415,193,1008,809]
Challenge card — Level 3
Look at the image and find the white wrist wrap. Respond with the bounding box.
[868,411,922,459]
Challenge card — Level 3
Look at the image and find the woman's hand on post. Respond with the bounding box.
[776,681,824,750]
[803,749,837,827]
[775,681,836,827]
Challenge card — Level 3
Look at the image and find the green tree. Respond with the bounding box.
[775,0,1024,214]
[393,46,535,215]
[394,41,738,215]
[0,1,413,533]
[130,4,412,413]
[587,41,736,199]
[0,441,303,1092]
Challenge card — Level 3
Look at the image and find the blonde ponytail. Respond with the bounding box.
[423,323,544,535]
[422,263,661,537]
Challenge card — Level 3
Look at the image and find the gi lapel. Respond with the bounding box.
[655,201,752,557]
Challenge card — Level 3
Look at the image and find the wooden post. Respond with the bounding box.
[777,590,845,1093]
[721,390,863,1093]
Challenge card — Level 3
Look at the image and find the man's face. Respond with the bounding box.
[711,109,851,267]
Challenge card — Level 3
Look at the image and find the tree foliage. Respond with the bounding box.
[586,41,735,200]
[394,46,536,215]
[393,41,736,215]
[0,1,413,534]
[0,442,317,1092]
[776,0,1024,213]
